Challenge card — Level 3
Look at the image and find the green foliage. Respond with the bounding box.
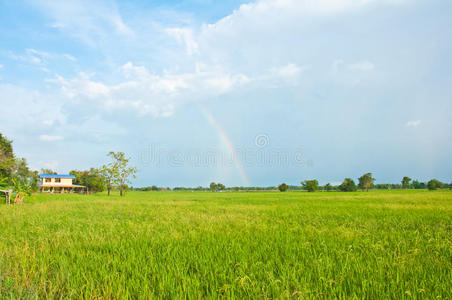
[0,190,450,298]
[104,152,137,197]
[323,183,333,191]
[358,173,375,191]
[209,182,225,191]
[70,168,105,193]
[427,179,444,190]
[402,176,412,189]
[278,183,289,192]
[301,180,319,192]
[40,168,57,175]
[338,178,357,192]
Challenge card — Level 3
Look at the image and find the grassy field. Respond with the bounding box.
[0,190,451,299]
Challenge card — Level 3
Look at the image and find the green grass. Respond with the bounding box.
[0,190,451,299]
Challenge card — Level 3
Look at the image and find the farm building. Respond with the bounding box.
[39,174,86,193]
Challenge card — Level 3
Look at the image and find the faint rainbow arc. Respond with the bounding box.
[199,106,251,186]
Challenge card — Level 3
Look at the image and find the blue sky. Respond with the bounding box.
[0,0,451,187]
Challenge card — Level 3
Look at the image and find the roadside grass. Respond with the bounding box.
[0,190,451,298]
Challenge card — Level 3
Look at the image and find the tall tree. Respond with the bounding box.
[209,182,217,192]
[427,179,444,190]
[105,152,137,197]
[301,180,319,192]
[278,183,289,192]
[358,173,375,192]
[338,178,357,192]
[401,176,412,189]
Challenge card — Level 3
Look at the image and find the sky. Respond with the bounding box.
[0,0,451,187]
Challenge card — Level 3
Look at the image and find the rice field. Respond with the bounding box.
[0,190,451,299]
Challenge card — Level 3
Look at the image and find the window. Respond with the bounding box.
[55,178,61,183]
[45,178,51,183]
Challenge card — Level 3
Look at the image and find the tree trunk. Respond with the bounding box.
[120,185,123,197]
[107,187,111,196]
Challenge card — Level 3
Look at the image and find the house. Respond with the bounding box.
[39,174,86,193]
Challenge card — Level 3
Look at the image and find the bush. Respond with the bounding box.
[427,179,444,190]
[278,183,289,192]
[338,178,357,192]
[301,180,319,192]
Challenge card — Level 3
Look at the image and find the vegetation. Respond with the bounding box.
[278,183,289,192]
[0,190,450,298]
[301,180,319,192]
[402,176,411,189]
[70,168,105,193]
[358,173,375,192]
[338,178,357,192]
[427,179,444,190]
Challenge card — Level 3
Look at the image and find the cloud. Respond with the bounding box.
[406,120,421,128]
[30,0,133,46]
[39,135,64,141]
[0,64,3,69]
[166,28,199,56]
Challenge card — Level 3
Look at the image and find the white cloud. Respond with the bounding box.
[39,135,64,141]
[0,64,3,69]
[406,120,421,128]
[166,28,199,56]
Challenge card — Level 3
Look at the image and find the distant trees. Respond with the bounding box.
[278,183,289,192]
[40,168,57,175]
[338,178,357,192]
[324,183,333,192]
[301,180,319,192]
[427,179,444,190]
[70,168,105,193]
[401,176,411,189]
[209,182,226,192]
[358,173,375,192]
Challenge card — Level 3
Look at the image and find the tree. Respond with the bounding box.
[301,180,319,192]
[101,163,118,196]
[40,168,57,175]
[338,178,357,192]
[0,133,14,179]
[401,176,411,189]
[278,183,289,192]
[217,183,226,191]
[105,152,137,197]
[427,179,444,191]
[210,182,217,192]
[358,173,375,192]
[412,180,425,189]
[70,168,106,193]
[324,183,332,192]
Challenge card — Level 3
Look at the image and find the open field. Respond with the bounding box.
[0,190,451,299]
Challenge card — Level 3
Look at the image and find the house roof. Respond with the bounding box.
[39,174,75,179]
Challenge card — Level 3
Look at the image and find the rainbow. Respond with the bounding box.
[199,105,251,186]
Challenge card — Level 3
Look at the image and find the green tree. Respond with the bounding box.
[209,182,217,192]
[358,173,375,192]
[0,133,14,180]
[40,168,57,175]
[338,178,357,192]
[301,180,319,192]
[401,176,411,189]
[217,183,226,191]
[324,183,333,192]
[278,183,289,192]
[427,179,444,190]
[105,152,137,197]
[70,168,106,193]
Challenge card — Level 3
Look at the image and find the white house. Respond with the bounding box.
[39,174,86,193]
